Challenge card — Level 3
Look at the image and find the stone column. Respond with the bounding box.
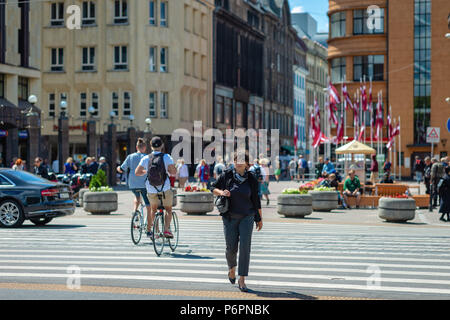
[127,126,137,154]
[6,127,19,166]
[27,127,40,172]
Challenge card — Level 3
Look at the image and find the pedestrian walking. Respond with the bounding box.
[431,157,446,208]
[297,155,308,182]
[197,159,210,189]
[315,157,325,179]
[177,158,189,189]
[369,154,379,185]
[274,157,281,183]
[249,159,263,199]
[259,158,271,206]
[214,156,226,180]
[413,156,425,184]
[424,157,432,194]
[117,138,151,229]
[438,166,450,222]
[64,157,78,175]
[383,159,392,174]
[211,152,263,292]
[135,136,177,238]
[288,158,297,181]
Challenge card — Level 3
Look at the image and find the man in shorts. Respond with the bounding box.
[343,169,361,209]
[135,137,177,238]
[117,138,151,230]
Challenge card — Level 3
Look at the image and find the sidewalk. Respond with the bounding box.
[74,179,450,229]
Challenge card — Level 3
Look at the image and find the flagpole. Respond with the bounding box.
[381,90,383,162]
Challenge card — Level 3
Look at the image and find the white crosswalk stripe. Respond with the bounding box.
[1,217,450,298]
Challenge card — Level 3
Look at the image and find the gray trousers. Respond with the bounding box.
[222,214,254,277]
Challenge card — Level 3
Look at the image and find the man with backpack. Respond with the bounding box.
[249,159,263,199]
[135,136,177,238]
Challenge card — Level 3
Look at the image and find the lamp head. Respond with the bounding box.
[145,118,152,125]
[129,115,135,121]
[88,106,95,115]
[60,100,67,110]
[28,95,38,105]
[109,111,116,118]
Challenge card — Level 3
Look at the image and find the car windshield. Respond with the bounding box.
[7,170,51,184]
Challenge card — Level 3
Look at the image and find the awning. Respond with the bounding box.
[335,140,376,155]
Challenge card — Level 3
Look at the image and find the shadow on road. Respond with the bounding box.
[164,252,215,260]
[19,224,86,229]
[245,289,317,300]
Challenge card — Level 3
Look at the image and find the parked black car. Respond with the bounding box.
[0,169,75,227]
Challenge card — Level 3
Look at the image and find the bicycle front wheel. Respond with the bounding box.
[152,213,165,256]
[131,211,143,245]
[168,211,179,252]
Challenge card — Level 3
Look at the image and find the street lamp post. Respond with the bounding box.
[86,106,97,158]
[25,95,40,172]
[127,115,137,154]
[58,100,69,174]
[106,111,117,187]
[144,117,152,147]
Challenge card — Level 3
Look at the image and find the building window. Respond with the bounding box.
[160,47,168,72]
[80,93,87,117]
[413,0,431,144]
[123,91,131,116]
[248,104,254,128]
[82,1,96,25]
[112,92,119,116]
[330,11,346,38]
[0,74,4,98]
[149,0,156,25]
[331,57,346,83]
[49,93,56,117]
[50,2,64,26]
[149,92,157,118]
[18,77,28,100]
[82,47,95,71]
[224,98,232,125]
[236,102,243,127]
[114,46,127,70]
[160,1,168,27]
[353,9,384,35]
[215,96,224,124]
[149,46,157,72]
[353,55,384,81]
[114,0,128,24]
[51,48,64,72]
[160,92,168,118]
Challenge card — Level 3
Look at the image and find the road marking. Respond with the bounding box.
[1,272,450,295]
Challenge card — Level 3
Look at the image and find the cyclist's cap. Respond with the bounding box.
[151,136,163,148]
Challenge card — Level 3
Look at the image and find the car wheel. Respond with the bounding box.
[0,199,25,228]
[30,217,53,226]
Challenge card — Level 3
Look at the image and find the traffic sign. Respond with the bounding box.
[447,118,450,133]
[426,127,440,144]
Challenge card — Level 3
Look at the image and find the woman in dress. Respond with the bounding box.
[197,159,210,189]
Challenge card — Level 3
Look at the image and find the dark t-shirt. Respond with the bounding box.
[229,179,256,217]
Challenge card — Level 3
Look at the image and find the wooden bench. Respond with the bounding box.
[345,195,380,208]
[374,184,409,196]
[412,195,430,208]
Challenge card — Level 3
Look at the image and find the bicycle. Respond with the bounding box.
[130,193,179,256]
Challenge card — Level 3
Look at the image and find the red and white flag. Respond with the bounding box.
[386,123,400,149]
[328,81,341,106]
[334,113,344,145]
[358,123,365,142]
[375,93,384,140]
[328,102,338,125]
[342,84,354,111]
[360,80,368,111]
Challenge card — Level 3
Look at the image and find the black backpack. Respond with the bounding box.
[147,153,167,189]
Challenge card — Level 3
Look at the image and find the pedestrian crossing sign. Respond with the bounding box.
[426,127,440,143]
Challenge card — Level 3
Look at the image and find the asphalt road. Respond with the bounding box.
[0,180,449,301]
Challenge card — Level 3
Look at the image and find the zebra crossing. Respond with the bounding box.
[1,216,450,299]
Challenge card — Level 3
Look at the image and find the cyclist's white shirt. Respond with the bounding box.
[138,151,174,194]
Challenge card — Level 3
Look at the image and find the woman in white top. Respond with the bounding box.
[177,158,189,189]
[12,158,24,171]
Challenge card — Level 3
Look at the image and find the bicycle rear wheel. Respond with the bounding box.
[168,211,179,252]
[152,213,165,256]
[131,211,143,245]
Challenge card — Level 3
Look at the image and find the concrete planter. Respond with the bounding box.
[277,194,312,218]
[78,188,89,206]
[378,197,416,222]
[178,192,214,215]
[83,191,118,215]
[308,191,338,212]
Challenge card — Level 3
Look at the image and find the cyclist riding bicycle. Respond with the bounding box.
[117,138,149,226]
[135,136,177,238]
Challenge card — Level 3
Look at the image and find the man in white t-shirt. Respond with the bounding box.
[135,137,177,238]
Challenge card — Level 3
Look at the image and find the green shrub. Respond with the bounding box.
[89,169,109,191]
